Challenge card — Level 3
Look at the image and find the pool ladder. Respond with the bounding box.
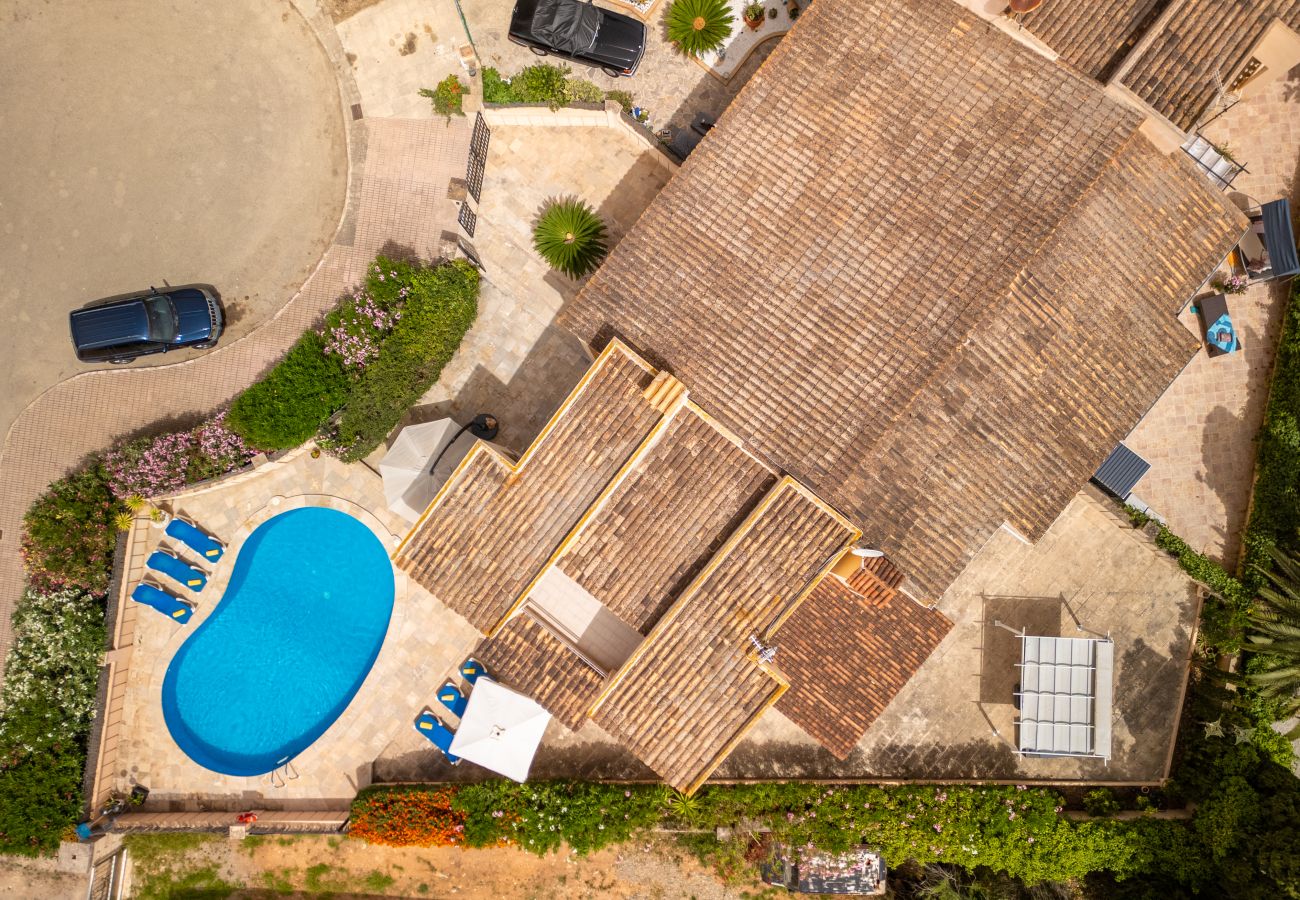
[269,758,299,789]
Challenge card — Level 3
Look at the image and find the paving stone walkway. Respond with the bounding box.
[1125,72,1300,567]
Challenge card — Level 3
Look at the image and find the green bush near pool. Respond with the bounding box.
[227,256,478,458]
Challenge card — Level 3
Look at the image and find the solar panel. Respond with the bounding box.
[1015,635,1113,760]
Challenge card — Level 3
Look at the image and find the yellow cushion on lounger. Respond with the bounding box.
[187,579,201,586]
[206,549,219,557]
[419,720,432,730]
[172,609,186,618]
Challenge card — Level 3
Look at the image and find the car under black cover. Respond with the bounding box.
[509,0,646,77]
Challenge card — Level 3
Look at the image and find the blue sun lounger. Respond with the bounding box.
[147,549,207,592]
[165,518,224,563]
[437,682,467,719]
[131,583,193,624]
[414,712,460,764]
[459,657,489,685]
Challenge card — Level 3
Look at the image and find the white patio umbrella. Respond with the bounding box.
[379,419,477,523]
[449,678,552,782]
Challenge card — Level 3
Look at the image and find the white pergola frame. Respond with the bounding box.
[1013,634,1114,761]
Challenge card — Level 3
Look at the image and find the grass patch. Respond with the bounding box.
[363,870,396,892]
[132,864,238,900]
[123,833,220,867]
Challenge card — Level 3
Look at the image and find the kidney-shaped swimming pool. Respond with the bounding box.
[162,507,395,776]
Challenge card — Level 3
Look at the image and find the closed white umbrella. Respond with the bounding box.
[449,678,551,782]
[379,419,476,523]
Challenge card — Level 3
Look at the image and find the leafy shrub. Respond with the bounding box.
[605,89,635,113]
[482,65,636,113]
[454,780,664,855]
[566,78,605,103]
[101,413,257,499]
[482,66,518,104]
[665,0,734,56]
[1083,788,1121,817]
[533,199,608,278]
[512,63,571,107]
[1244,282,1300,581]
[420,75,466,118]
[227,329,351,450]
[320,288,401,373]
[0,588,105,855]
[21,465,120,593]
[1150,526,1251,652]
[349,785,466,847]
[330,259,478,461]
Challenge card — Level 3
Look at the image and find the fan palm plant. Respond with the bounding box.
[665,0,734,57]
[533,199,608,278]
[1245,549,1300,736]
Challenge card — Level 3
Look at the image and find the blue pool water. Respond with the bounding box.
[162,507,394,776]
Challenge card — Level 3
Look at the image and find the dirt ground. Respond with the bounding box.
[0,854,84,900]
[112,833,774,899]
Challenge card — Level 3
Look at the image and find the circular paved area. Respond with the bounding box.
[0,0,346,442]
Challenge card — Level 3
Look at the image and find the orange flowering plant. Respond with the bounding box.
[348,785,466,847]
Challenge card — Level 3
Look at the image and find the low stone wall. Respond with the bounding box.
[111,810,349,834]
[84,521,148,817]
[480,102,679,176]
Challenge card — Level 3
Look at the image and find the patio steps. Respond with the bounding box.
[644,371,685,413]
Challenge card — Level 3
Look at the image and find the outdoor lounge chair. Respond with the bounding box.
[165,517,225,563]
[460,657,489,685]
[147,548,207,592]
[131,582,193,624]
[438,682,468,719]
[1197,293,1240,357]
[414,711,460,764]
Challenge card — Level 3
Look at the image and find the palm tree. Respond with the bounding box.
[533,199,608,278]
[665,0,734,57]
[1245,549,1300,736]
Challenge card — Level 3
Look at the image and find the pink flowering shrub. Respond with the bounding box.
[103,412,258,499]
[320,286,402,373]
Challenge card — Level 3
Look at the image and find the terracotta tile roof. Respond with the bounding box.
[472,614,605,731]
[563,0,1245,600]
[861,555,903,589]
[775,575,953,759]
[1025,0,1300,129]
[591,480,859,792]
[557,405,777,633]
[1021,0,1166,81]
[393,345,661,631]
[845,565,896,608]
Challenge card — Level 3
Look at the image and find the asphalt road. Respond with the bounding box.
[0,0,346,444]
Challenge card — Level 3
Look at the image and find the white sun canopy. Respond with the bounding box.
[379,419,477,523]
[1015,635,1114,760]
[449,678,552,782]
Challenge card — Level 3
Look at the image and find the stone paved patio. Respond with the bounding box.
[114,451,480,808]
[1124,71,1300,567]
[376,487,1200,785]
[407,120,676,454]
[337,0,473,119]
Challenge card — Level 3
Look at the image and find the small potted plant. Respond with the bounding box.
[743,1,765,29]
[1211,273,1249,295]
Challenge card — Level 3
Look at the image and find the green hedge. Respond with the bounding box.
[332,260,477,461]
[1244,281,1300,580]
[227,329,350,450]
[228,256,476,458]
[482,64,634,112]
[352,781,1201,888]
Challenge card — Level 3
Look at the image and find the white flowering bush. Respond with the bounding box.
[0,588,105,854]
